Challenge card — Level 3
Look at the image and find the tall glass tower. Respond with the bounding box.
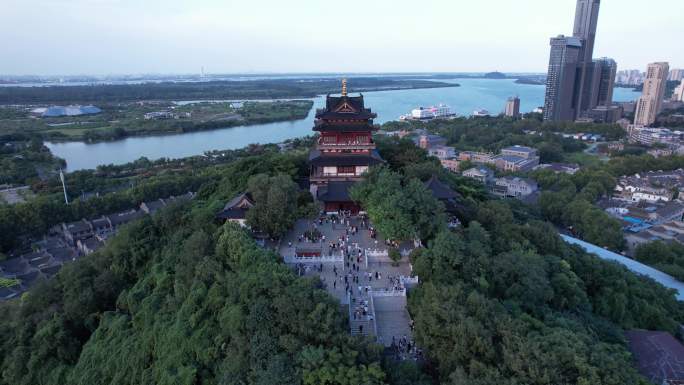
[543,0,615,122]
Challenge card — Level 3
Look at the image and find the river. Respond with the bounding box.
[46,79,641,171]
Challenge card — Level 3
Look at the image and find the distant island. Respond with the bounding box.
[483,71,507,79]
[515,77,546,85]
[0,77,460,105]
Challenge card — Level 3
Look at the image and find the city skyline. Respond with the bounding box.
[1,0,682,76]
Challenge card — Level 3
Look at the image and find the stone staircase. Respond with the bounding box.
[349,293,377,337]
[373,296,412,347]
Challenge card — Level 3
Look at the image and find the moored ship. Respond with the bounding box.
[399,104,456,121]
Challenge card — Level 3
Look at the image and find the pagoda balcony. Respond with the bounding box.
[310,174,364,183]
[317,139,375,150]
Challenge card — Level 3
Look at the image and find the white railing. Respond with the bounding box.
[369,295,378,337]
[400,276,419,285]
[371,288,407,297]
[365,248,388,258]
[291,254,343,263]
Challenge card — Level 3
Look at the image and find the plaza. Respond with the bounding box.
[280,215,418,355]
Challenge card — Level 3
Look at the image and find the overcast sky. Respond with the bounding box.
[2,0,682,75]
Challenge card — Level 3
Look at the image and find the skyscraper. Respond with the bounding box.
[543,36,582,121]
[543,0,616,122]
[674,80,684,102]
[634,62,670,127]
[504,96,520,117]
[573,0,601,63]
[669,69,684,82]
[595,58,617,106]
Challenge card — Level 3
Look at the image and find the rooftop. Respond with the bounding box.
[625,330,684,384]
[502,145,537,154]
[424,177,461,201]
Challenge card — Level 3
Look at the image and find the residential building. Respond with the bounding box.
[309,80,384,213]
[493,177,539,198]
[415,134,448,149]
[494,155,539,172]
[616,69,645,86]
[588,104,623,123]
[77,237,104,255]
[614,169,684,203]
[634,62,670,127]
[625,220,684,253]
[629,126,682,146]
[674,80,684,102]
[427,145,456,160]
[440,158,461,173]
[458,151,495,165]
[504,97,520,117]
[501,145,538,159]
[462,167,495,184]
[61,219,93,246]
[493,145,540,172]
[543,36,583,121]
[595,58,617,106]
[669,69,684,82]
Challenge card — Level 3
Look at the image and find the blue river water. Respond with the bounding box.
[47,79,641,171]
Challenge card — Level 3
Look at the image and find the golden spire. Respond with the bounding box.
[341,78,347,97]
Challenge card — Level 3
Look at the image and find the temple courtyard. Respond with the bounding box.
[279,215,419,358]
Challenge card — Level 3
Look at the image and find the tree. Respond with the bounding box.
[246,173,299,237]
[350,167,446,242]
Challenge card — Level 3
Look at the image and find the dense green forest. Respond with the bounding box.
[383,116,684,251]
[0,78,457,104]
[1,125,683,384]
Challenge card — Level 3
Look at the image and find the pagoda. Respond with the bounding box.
[310,79,384,213]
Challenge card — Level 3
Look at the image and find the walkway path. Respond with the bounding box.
[561,234,684,301]
[281,216,416,349]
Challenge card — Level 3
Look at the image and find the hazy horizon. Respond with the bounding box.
[2,0,683,76]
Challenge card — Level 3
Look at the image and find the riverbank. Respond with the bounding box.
[46,79,642,171]
[1,100,314,143]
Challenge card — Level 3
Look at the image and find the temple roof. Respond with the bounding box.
[317,181,356,202]
[424,176,461,201]
[309,149,384,167]
[315,94,377,121]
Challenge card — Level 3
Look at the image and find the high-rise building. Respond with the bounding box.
[673,80,684,102]
[573,0,601,63]
[504,96,520,117]
[669,69,684,82]
[634,62,670,127]
[572,0,601,116]
[544,0,614,122]
[595,58,617,106]
[543,36,582,121]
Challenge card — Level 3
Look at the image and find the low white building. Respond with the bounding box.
[462,167,495,184]
[493,177,539,198]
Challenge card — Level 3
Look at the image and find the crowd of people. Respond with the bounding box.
[286,213,418,360]
[390,334,422,361]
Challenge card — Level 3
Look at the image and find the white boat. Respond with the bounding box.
[472,108,490,117]
[399,104,456,121]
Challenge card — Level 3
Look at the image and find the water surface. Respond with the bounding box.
[47,79,641,171]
